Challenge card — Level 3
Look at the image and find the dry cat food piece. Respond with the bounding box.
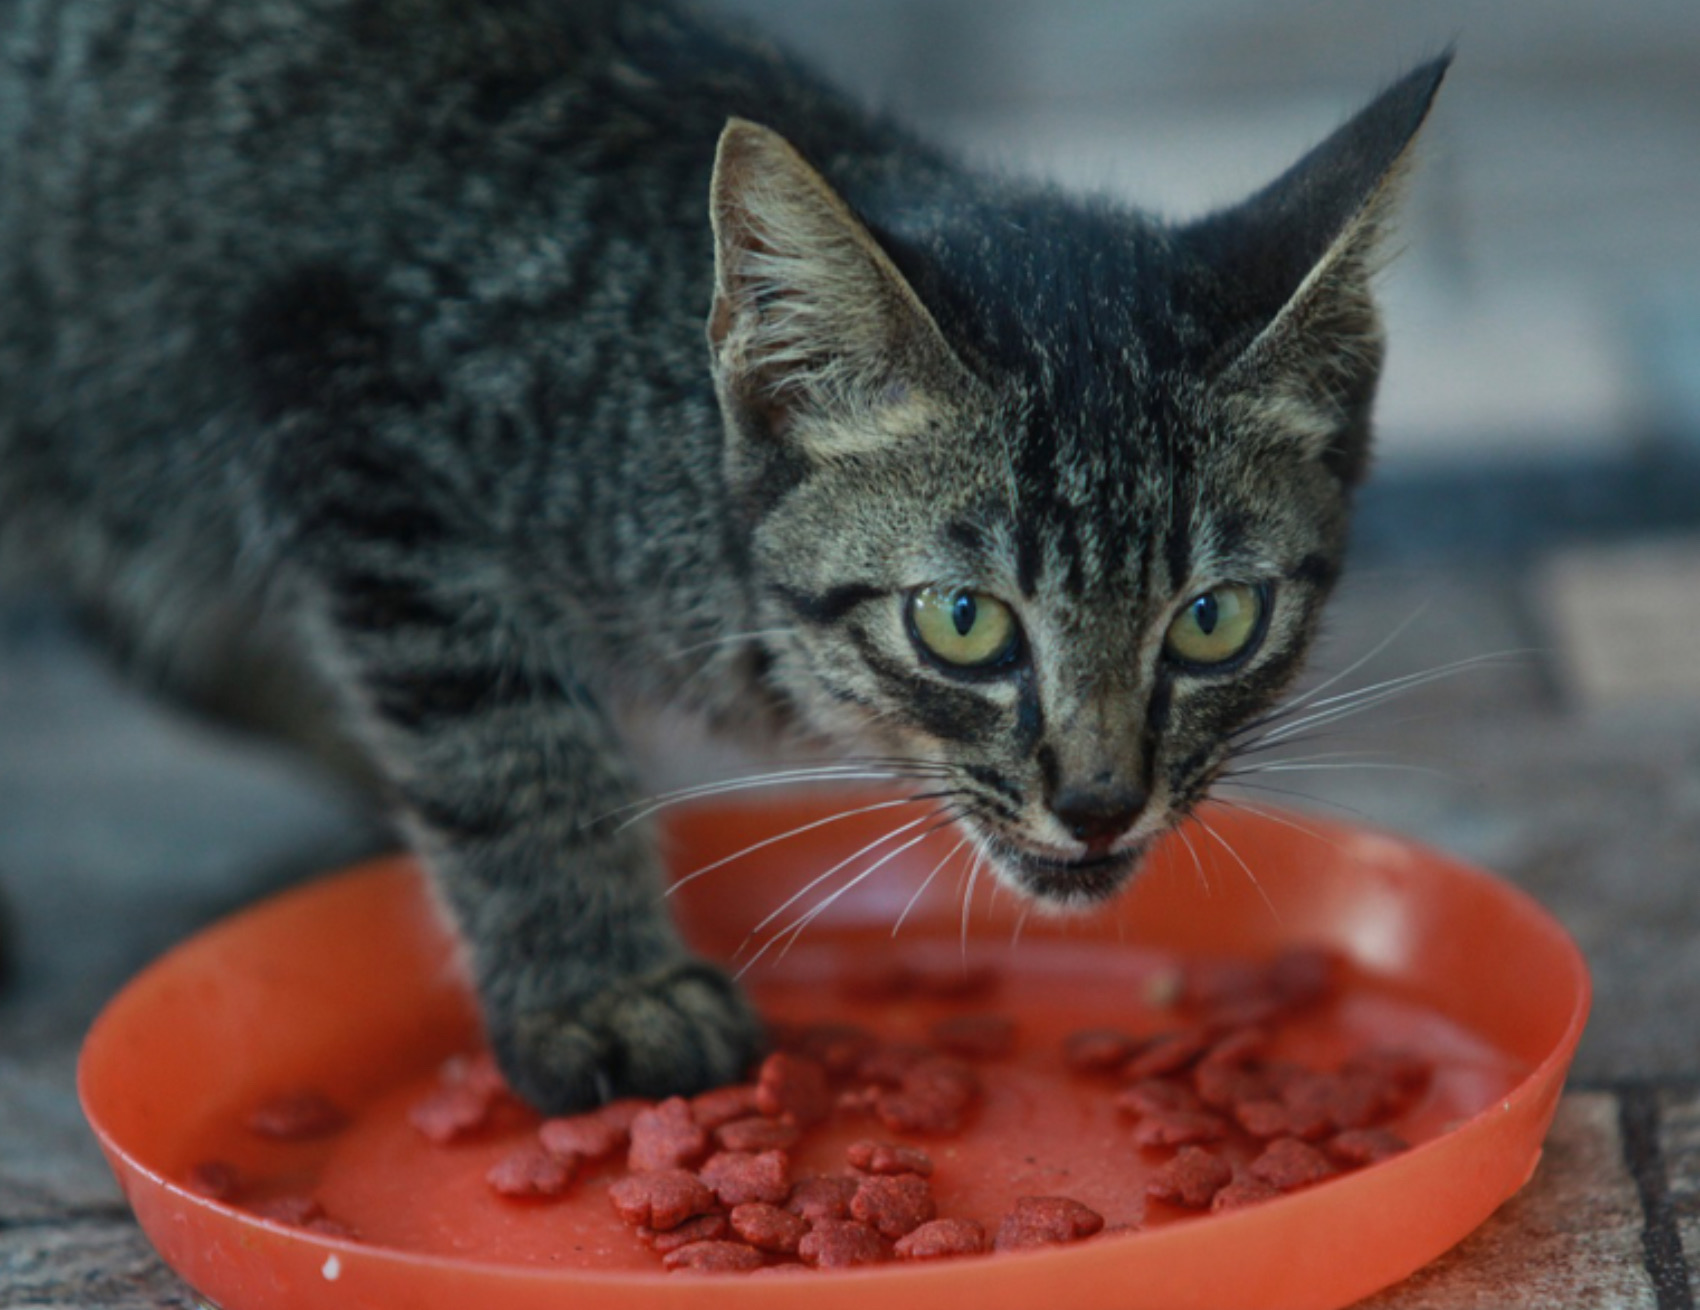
[249,1193,355,1237]
[486,1143,577,1199]
[894,1217,989,1260]
[407,1052,512,1144]
[856,1042,937,1087]
[1210,1173,1283,1213]
[1116,1076,1203,1118]
[1063,1028,1141,1075]
[1129,1106,1231,1148]
[785,1175,859,1224]
[992,1196,1106,1251]
[245,1088,349,1141]
[1248,1136,1337,1192]
[845,1139,934,1177]
[755,1053,832,1127]
[729,1201,810,1254]
[691,1084,761,1130]
[608,1169,719,1231]
[929,1014,1017,1061]
[698,1149,793,1208]
[777,1022,880,1079]
[1146,1146,1234,1210]
[1327,1127,1410,1167]
[797,1218,893,1268]
[661,1240,766,1273]
[639,1212,730,1253]
[627,1097,711,1172]
[538,1108,629,1163]
[850,1173,937,1239]
[715,1115,801,1153]
[185,1160,242,1201]
[873,1054,982,1137]
[1120,1027,1214,1081]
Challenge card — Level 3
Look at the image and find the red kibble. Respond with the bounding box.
[608,1169,719,1231]
[1146,1146,1234,1209]
[1063,1028,1140,1075]
[185,1160,242,1201]
[855,1043,935,1087]
[539,1110,628,1162]
[662,1240,766,1274]
[851,1173,936,1239]
[755,1053,832,1127]
[486,1143,577,1198]
[786,1023,879,1079]
[1249,1137,1337,1191]
[1268,947,1342,1011]
[628,1097,710,1173]
[698,1149,792,1208]
[729,1202,810,1254]
[409,1080,495,1145]
[1344,1048,1432,1106]
[1328,1127,1410,1167]
[1211,1173,1283,1212]
[1193,1057,1274,1110]
[1233,1098,1297,1139]
[1130,1108,1230,1148]
[1202,1026,1271,1067]
[1122,1028,1214,1081]
[993,1196,1106,1250]
[786,1175,859,1224]
[798,1219,892,1268]
[874,1089,967,1136]
[846,1139,934,1177]
[715,1115,801,1153]
[691,1084,760,1130]
[1116,1077,1203,1118]
[250,1194,326,1227]
[640,1213,731,1253]
[929,1014,1017,1061]
[895,1217,989,1260]
[246,1089,348,1141]
[838,962,917,1001]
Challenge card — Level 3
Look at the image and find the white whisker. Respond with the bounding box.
[894,833,973,938]
[1191,812,1281,924]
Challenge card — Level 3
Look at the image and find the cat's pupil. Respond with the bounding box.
[952,592,978,637]
[1193,593,1220,635]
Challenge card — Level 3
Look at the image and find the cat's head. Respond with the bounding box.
[706,58,1448,909]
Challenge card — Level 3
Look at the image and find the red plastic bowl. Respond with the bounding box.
[80,796,1588,1309]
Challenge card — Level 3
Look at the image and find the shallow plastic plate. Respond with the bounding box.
[80,797,1588,1310]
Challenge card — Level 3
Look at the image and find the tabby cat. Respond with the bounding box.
[0,0,1447,1112]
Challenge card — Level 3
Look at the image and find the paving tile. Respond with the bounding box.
[1360,1092,1656,1308]
[1539,536,1700,708]
[0,1221,199,1310]
[1659,1084,1700,1283]
[0,1047,124,1224]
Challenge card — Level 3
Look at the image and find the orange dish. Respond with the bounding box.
[80,796,1588,1310]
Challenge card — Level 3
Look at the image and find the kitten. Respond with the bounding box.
[0,0,1447,1112]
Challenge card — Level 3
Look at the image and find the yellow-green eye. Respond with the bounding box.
[1164,583,1266,668]
[908,585,1020,670]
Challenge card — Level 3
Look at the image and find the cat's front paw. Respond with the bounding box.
[492,959,766,1115]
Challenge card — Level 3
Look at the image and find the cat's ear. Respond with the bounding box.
[1188,54,1451,482]
[707,118,971,462]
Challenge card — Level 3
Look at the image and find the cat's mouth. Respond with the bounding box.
[978,832,1152,909]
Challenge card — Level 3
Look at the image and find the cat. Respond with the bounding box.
[0,0,1447,1112]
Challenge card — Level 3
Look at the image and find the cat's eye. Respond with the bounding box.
[1164,583,1267,670]
[907,585,1021,671]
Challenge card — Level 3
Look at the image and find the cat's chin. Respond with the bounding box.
[980,834,1151,911]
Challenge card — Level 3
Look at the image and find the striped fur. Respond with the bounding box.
[0,0,1445,1110]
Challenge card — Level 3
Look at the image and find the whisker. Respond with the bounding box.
[665,793,944,899]
[1189,811,1281,925]
[1210,796,1355,858]
[894,833,973,938]
[960,846,988,959]
[604,763,948,831]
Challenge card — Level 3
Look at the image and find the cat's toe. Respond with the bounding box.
[494,960,766,1115]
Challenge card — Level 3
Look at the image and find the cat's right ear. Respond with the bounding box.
[707,119,972,468]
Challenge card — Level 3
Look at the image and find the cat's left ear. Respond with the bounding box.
[1188,54,1451,483]
[707,118,975,468]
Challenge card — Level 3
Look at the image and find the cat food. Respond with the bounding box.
[660,1240,766,1273]
[627,1097,711,1172]
[729,1202,810,1253]
[849,1172,936,1238]
[245,1089,348,1140]
[798,1218,893,1268]
[894,1217,989,1260]
[217,942,1433,1276]
[992,1196,1106,1250]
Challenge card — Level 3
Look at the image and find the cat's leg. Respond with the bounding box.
[298,563,765,1114]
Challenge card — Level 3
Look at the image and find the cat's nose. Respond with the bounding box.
[1050,784,1147,852]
